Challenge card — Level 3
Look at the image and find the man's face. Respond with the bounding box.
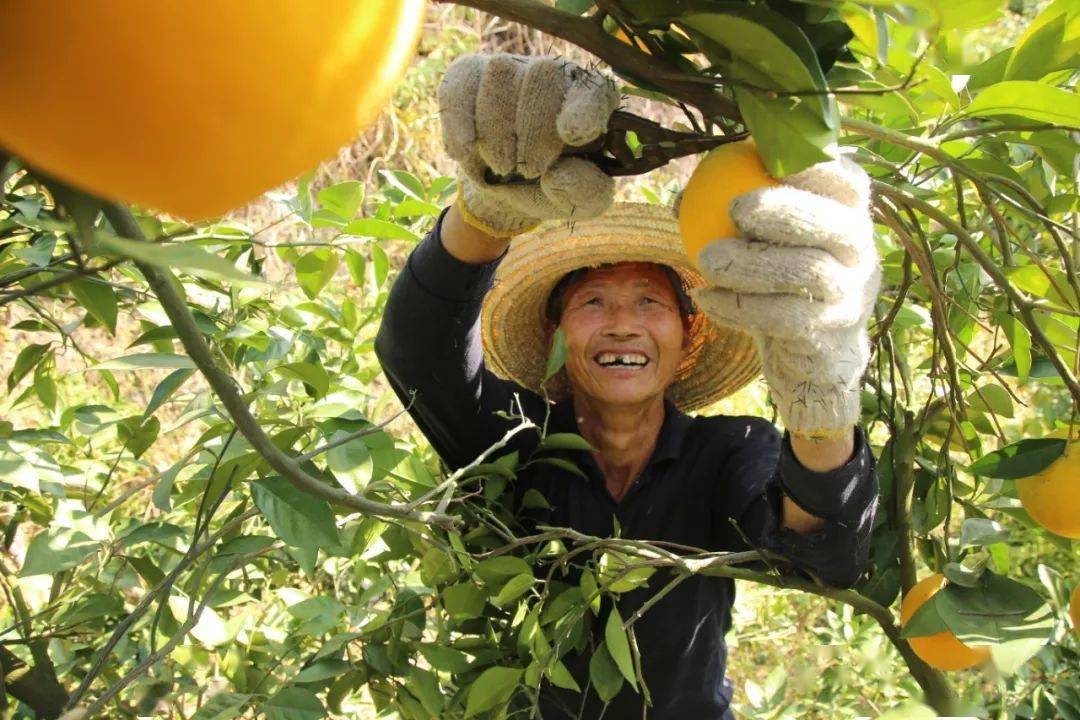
[556,262,689,409]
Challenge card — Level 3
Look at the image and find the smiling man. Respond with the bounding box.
[375,53,880,719]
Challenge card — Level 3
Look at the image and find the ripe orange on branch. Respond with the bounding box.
[900,574,991,672]
[1016,437,1079,538]
[0,1,425,220]
[677,140,779,266]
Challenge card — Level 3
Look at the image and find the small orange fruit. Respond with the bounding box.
[0,1,425,220]
[900,574,991,671]
[1016,437,1079,539]
[677,140,779,266]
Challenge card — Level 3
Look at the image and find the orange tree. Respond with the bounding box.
[0,1,1077,719]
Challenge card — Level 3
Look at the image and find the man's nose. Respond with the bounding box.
[602,302,642,337]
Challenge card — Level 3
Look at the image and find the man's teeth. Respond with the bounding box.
[596,352,648,367]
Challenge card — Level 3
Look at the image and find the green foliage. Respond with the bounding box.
[0,2,1078,719]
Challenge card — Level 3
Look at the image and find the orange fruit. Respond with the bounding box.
[677,140,779,266]
[1016,439,1079,539]
[900,574,991,671]
[1070,584,1080,636]
[0,1,425,220]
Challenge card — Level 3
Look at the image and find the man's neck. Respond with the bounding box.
[571,394,666,502]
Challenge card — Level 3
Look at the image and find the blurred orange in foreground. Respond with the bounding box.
[900,573,991,671]
[0,1,425,220]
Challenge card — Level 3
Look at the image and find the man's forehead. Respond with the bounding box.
[573,262,675,289]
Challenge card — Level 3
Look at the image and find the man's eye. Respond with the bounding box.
[641,296,659,305]
[585,297,602,306]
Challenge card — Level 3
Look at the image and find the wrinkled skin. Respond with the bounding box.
[555,262,689,414]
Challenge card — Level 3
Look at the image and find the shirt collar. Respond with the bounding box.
[549,397,693,468]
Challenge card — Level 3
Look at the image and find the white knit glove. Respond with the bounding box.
[438,53,620,238]
[692,157,881,438]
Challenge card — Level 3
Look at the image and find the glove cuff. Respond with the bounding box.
[756,329,868,438]
[457,179,540,239]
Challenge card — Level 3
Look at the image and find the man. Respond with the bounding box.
[375,54,880,719]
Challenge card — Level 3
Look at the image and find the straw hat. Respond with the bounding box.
[480,202,762,412]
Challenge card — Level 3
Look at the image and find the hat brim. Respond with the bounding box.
[480,202,761,412]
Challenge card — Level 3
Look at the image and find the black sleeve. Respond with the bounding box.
[374,207,546,469]
[712,420,878,589]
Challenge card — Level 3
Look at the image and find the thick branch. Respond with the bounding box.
[99,203,458,530]
[439,0,740,121]
[1,645,68,719]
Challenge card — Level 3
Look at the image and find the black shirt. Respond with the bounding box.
[374,209,879,719]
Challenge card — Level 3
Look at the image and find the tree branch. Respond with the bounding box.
[99,203,459,530]
[439,0,740,121]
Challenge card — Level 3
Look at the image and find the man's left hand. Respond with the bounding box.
[693,156,881,438]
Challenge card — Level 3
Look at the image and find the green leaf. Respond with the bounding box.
[679,9,836,176]
[1004,0,1079,81]
[962,81,1080,127]
[380,169,427,200]
[965,383,1013,418]
[261,687,326,720]
[604,608,637,689]
[191,693,252,720]
[295,659,350,684]
[476,556,532,585]
[537,432,595,452]
[118,415,160,458]
[442,582,487,619]
[968,438,1067,478]
[542,327,568,384]
[7,343,50,391]
[555,0,594,15]
[371,242,389,287]
[492,573,535,608]
[143,368,194,418]
[464,666,522,717]
[547,659,581,692]
[13,234,56,266]
[167,595,228,647]
[89,353,195,371]
[317,181,364,220]
[252,476,339,551]
[873,701,937,720]
[532,456,589,480]
[1005,316,1032,384]
[295,248,340,300]
[70,278,118,334]
[589,642,625,702]
[936,572,1054,648]
[93,232,266,286]
[343,218,420,243]
[21,528,100,576]
[279,362,330,400]
[419,643,473,673]
[959,518,1010,548]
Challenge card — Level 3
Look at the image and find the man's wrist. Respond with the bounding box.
[441,198,513,264]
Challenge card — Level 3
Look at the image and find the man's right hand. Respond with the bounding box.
[438,53,620,240]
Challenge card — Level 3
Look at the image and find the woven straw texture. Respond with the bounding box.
[480,202,762,412]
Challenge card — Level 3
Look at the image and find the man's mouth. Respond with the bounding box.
[594,352,650,369]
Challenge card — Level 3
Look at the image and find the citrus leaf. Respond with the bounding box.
[589,641,625,702]
[252,476,339,550]
[968,438,1067,478]
[962,81,1080,127]
[464,666,522,717]
[604,608,637,688]
[260,687,326,720]
[70,278,118,334]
